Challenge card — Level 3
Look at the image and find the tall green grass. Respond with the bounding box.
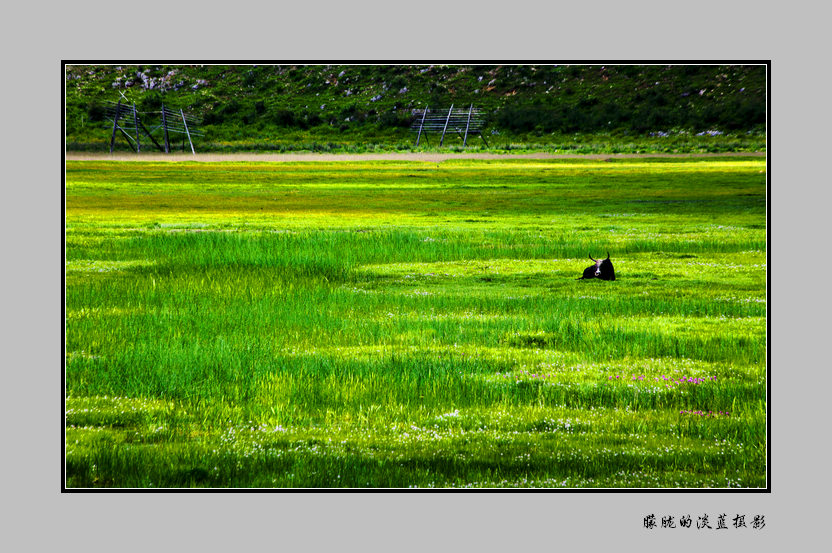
[65,157,767,488]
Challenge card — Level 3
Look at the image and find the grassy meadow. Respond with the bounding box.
[64,157,767,488]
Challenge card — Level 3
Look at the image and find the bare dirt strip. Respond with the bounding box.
[65,152,766,162]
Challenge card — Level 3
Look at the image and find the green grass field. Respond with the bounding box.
[64,157,767,488]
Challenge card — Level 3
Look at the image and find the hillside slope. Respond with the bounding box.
[65,64,767,152]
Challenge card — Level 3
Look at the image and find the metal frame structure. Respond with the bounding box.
[410,104,488,147]
[105,99,202,154]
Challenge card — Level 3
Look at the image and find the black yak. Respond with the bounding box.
[577,252,616,281]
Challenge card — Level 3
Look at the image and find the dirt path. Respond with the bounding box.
[65,151,766,162]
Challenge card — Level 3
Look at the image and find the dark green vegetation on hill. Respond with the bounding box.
[65,64,766,153]
[65,158,767,488]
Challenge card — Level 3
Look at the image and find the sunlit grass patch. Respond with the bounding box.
[65,395,176,428]
[65,259,155,273]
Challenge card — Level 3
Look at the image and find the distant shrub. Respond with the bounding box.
[305,112,322,128]
[719,98,765,130]
[85,102,106,122]
[139,91,163,111]
[270,108,296,127]
[378,110,413,129]
[339,103,360,120]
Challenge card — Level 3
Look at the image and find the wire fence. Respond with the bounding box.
[104,99,202,154]
[410,104,487,147]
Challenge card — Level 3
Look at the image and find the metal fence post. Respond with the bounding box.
[440,104,453,147]
[415,107,428,147]
[161,104,170,153]
[109,100,121,153]
[133,103,141,153]
[463,104,473,146]
[181,109,195,155]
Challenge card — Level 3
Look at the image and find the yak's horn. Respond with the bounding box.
[606,251,610,259]
[589,254,597,262]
